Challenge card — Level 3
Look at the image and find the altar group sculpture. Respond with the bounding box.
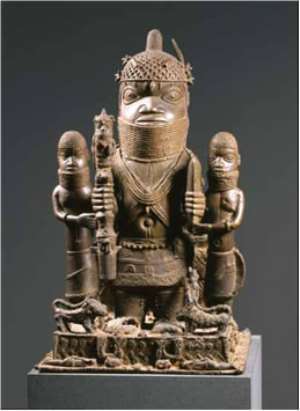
[37,29,250,374]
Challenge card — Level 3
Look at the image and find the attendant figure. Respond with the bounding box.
[52,131,99,302]
[199,132,246,307]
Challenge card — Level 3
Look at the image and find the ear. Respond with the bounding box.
[84,147,90,161]
[237,154,241,166]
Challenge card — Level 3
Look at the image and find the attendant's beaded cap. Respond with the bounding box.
[115,29,193,85]
[57,131,90,188]
[58,131,89,154]
[209,132,239,152]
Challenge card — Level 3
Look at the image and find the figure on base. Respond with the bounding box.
[38,29,250,374]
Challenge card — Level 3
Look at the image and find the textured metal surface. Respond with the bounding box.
[116,29,193,84]
[45,29,249,378]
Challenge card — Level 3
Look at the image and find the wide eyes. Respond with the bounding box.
[209,154,235,162]
[59,149,72,160]
[224,155,234,162]
[122,85,184,104]
[123,87,139,104]
[162,87,183,103]
[59,149,82,160]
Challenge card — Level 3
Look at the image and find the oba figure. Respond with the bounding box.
[92,29,205,332]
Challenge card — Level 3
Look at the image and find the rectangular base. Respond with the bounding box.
[28,335,261,409]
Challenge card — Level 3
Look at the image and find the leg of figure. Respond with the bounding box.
[204,251,236,307]
[207,295,234,307]
[56,316,68,333]
[154,284,184,322]
[114,287,146,323]
[99,281,115,312]
[83,317,93,333]
[152,284,185,333]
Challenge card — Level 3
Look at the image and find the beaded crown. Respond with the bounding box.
[115,29,193,85]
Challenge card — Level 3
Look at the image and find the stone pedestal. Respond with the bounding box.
[28,335,261,409]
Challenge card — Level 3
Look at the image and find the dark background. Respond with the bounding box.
[2,1,298,409]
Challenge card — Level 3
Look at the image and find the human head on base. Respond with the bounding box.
[57,131,89,174]
[208,132,241,178]
[115,29,193,160]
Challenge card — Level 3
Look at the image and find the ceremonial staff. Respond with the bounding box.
[91,109,118,281]
[183,152,207,305]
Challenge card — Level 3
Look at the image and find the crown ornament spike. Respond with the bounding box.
[146,29,163,51]
[171,38,185,64]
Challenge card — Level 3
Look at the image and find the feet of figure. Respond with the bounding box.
[104,316,141,336]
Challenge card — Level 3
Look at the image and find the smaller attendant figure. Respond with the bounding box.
[200,132,246,307]
[52,131,99,302]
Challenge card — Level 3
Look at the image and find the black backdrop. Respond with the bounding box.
[2,2,298,409]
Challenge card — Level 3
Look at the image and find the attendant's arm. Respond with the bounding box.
[227,190,245,230]
[52,187,96,228]
[52,187,68,222]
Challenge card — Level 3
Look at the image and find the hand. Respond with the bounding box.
[211,221,227,232]
[225,221,236,231]
[77,213,96,229]
[92,186,115,214]
[185,191,206,223]
[194,221,227,234]
[194,223,212,234]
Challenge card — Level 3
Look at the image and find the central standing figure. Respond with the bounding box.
[94,29,206,333]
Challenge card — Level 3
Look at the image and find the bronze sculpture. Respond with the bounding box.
[38,29,250,374]
[52,131,99,302]
[202,132,246,307]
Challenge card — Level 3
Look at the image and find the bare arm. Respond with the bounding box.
[52,187,95,228]
[228,190,245,230]
[52,187,67,222]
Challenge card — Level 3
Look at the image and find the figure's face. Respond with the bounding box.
[119,81,189,126]
[208,145,240,176]
[58,146,88,172]
[95,120,107,137]
[94,118,113,139]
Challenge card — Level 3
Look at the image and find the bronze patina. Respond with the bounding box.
[38,29,250,374]
[52,131,99,302]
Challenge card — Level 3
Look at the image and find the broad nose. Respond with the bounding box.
[66,156,76,165]
[213,157,225,167]
[139,97,165,114]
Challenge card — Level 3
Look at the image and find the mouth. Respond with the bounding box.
[135,115,169,126]
[211,167,226,174]
[65,166,78,172]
